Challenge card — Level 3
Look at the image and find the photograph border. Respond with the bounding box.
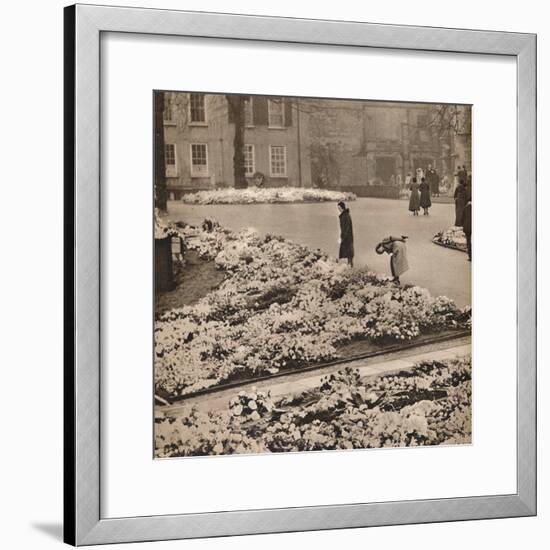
[64,3,536,545]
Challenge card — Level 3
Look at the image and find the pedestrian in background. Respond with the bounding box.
[375,235,409,285]
[454,179,467,227]
[337,201,354,267]
[419,176,432,215]
[430,167,440,197]
[408,177,420,215]
[463,198,472,261]
[426,164,436,197]
[452,172,460,195]
[458,165,468,186]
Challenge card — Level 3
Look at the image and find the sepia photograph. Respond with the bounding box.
[153,91,472,458]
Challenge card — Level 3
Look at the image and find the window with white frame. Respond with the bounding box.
[165,143,177,177]
[189,94,206,124]
[244,144,255,176]
[190,143,208,176]
[269,145,287,177]
[244,97,254,127]
[268,99,284,128]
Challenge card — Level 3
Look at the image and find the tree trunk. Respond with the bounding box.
[226,95,247,189]
[154,92,167,211]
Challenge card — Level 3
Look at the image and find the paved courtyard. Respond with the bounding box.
[167,197,471,308]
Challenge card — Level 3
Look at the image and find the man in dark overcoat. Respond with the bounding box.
[463,198,472,261]
[429,166,440,197]
[454,180,467,227]
[458,165,468,186]
[337,201,354,267]
[426,164,435,197]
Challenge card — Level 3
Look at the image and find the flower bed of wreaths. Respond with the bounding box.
[155,356,472,457]
[180,186,357,205]
[154,221,471,400]
[433,226,468,253]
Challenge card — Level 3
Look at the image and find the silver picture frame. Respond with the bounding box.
[64,3,536,545]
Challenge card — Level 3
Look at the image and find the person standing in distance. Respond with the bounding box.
[454,179,467,227]
[337,201,354,267]
[408,177,421,216]
[419,176,432,216]
[463,197,472,261]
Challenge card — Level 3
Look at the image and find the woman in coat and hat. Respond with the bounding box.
[376,235,409,284]
[337,201,354,267]
[408,177,420,216]
[418,176,432,215]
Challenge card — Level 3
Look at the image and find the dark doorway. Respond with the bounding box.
[375,156,396,184]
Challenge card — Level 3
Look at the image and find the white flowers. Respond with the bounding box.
[181,186,357,205]
[154,221,471,397]
[228,388,274,420]
[433,226,468,252]
[155,208,183,240]
[155,356,472,457]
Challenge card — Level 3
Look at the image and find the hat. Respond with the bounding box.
[375,240,391,254]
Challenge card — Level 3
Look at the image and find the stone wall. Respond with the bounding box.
[308,101,452,190]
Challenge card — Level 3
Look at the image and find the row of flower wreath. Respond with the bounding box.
[155,356,472,457]
[180,185,357,205]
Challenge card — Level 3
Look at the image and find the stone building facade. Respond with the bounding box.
[308,100,471,192]
[162,92,311,199]
[161,92,470,198]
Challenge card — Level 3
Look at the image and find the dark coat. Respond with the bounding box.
[419,182,432,208]
[454,184,467,226]
[408,182,420,211]
[427,169,440,194]
[425,168,433,185]
[462,202,472,235]
[339,209,354,259]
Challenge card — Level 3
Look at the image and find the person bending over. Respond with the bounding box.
[375,235,409,284]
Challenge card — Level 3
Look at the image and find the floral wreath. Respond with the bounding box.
[252,171,265,186]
